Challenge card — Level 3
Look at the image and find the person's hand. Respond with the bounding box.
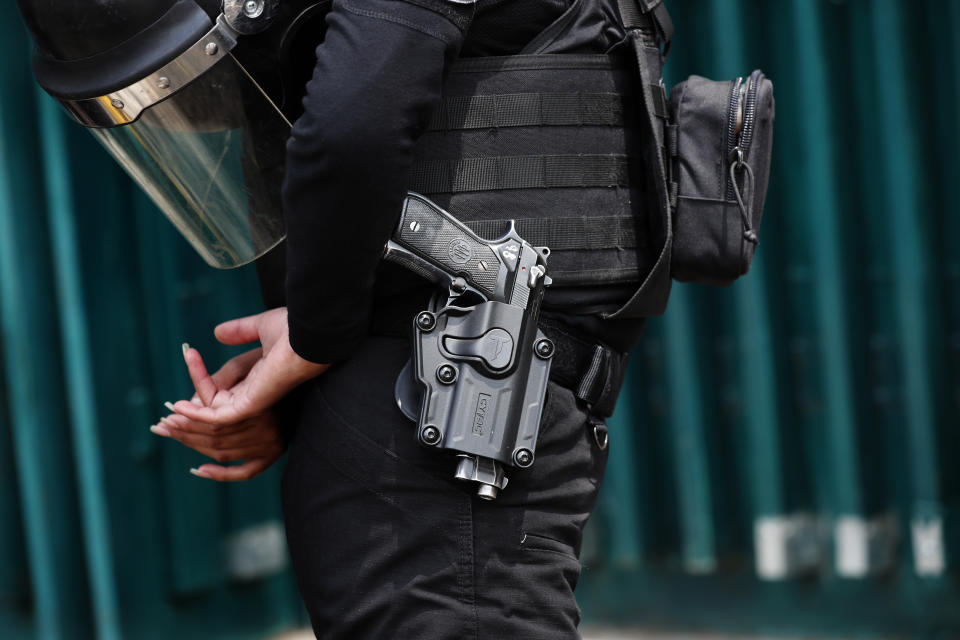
[155,307,327,480]
[153,410,285,481]
[169,307,329,425]
[151,344,286,481]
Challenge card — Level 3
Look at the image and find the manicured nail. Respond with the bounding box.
[150,424,171,437]
[190,468,210,479]
[182,343,190,357]
[164,401,176,412]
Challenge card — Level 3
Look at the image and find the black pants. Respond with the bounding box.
[281,335,609,639]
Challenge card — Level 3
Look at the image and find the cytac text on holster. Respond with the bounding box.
[384,193,553,500]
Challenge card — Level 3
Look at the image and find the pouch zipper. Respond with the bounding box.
[739,70,763,160]
[725,77,743,154]
[726,70,763,245]
[724,76,744,200]
[726,71,763,162]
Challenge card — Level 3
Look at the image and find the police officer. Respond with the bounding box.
[18,0,651,636]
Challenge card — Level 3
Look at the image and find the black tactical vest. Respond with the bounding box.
[410,0,674,319]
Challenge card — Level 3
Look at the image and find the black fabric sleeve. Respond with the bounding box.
[282,0,471,363]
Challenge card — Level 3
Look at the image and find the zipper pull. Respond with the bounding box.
[729,145,745,166]
[729,158,758,245]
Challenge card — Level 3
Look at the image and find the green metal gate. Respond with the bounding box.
[0,12,303,640]
[580,1,960,637]
[1,1,958,638]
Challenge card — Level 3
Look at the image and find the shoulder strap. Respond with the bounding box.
[603,0,674,320]
[624,0,674,55]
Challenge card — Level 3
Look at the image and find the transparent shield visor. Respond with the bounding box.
[90,54,291,268]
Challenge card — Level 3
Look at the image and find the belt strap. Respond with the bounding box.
[540,317,629,418]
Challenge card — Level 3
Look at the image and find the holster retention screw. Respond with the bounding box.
[437,364,458,385]
[420,425,441,446]
[535,338,555,359]
[416,312,437,332]
[514,448,534,468]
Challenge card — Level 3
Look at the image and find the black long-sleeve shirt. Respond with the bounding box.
[282,0,570,363]
[281,0,644,363]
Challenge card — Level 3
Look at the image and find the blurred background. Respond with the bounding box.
[1,0,957,638]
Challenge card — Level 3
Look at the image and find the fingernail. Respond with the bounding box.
[164,401,176,412]
[190,468,210,479]
[150,424,171,437]
[182,343,190,357]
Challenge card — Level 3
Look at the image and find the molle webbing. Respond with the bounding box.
[412,53,657,288]
[426,92,626,131]
[409,154,630,194]
[465,215,644,252]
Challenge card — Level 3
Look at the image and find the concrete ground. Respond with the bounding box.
[267,629,870,640]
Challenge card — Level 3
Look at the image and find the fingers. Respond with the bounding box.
[180,342,262,413]
[182,344,217,405]
[191,456,278,482]
[195,443,278,464]
[171,360,283,424]
[159,421,269,452]
[214,313,264,346]
[172,326,327,426]
[157,413,254,437]
[171,398,252,425]
[151,410,284,479]
[209,348,262,390]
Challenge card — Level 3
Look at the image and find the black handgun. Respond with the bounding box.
[384,193,553,499]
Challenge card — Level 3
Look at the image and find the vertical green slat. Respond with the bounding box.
[0,26,91,639]
[706,0,785,525]
[869,0,943,559]
[844,0,900,515]
[920,0,960,580]
[37,95,123,640]
[55,122,176,634]
[0,78,62,640]
[602,362,646,567]
[0,375,27,604]
[132,191,225,594]
[938,0,960,475]
[734,255,782,517]
[785,0,861,516]
[627,323,678,563]
[661,289,716,572]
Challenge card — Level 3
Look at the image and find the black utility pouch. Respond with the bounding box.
[668,70,774,285]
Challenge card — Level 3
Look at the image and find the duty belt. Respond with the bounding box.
[539,317,630,419]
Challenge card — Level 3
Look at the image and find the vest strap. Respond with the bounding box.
[602,0,675,319]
